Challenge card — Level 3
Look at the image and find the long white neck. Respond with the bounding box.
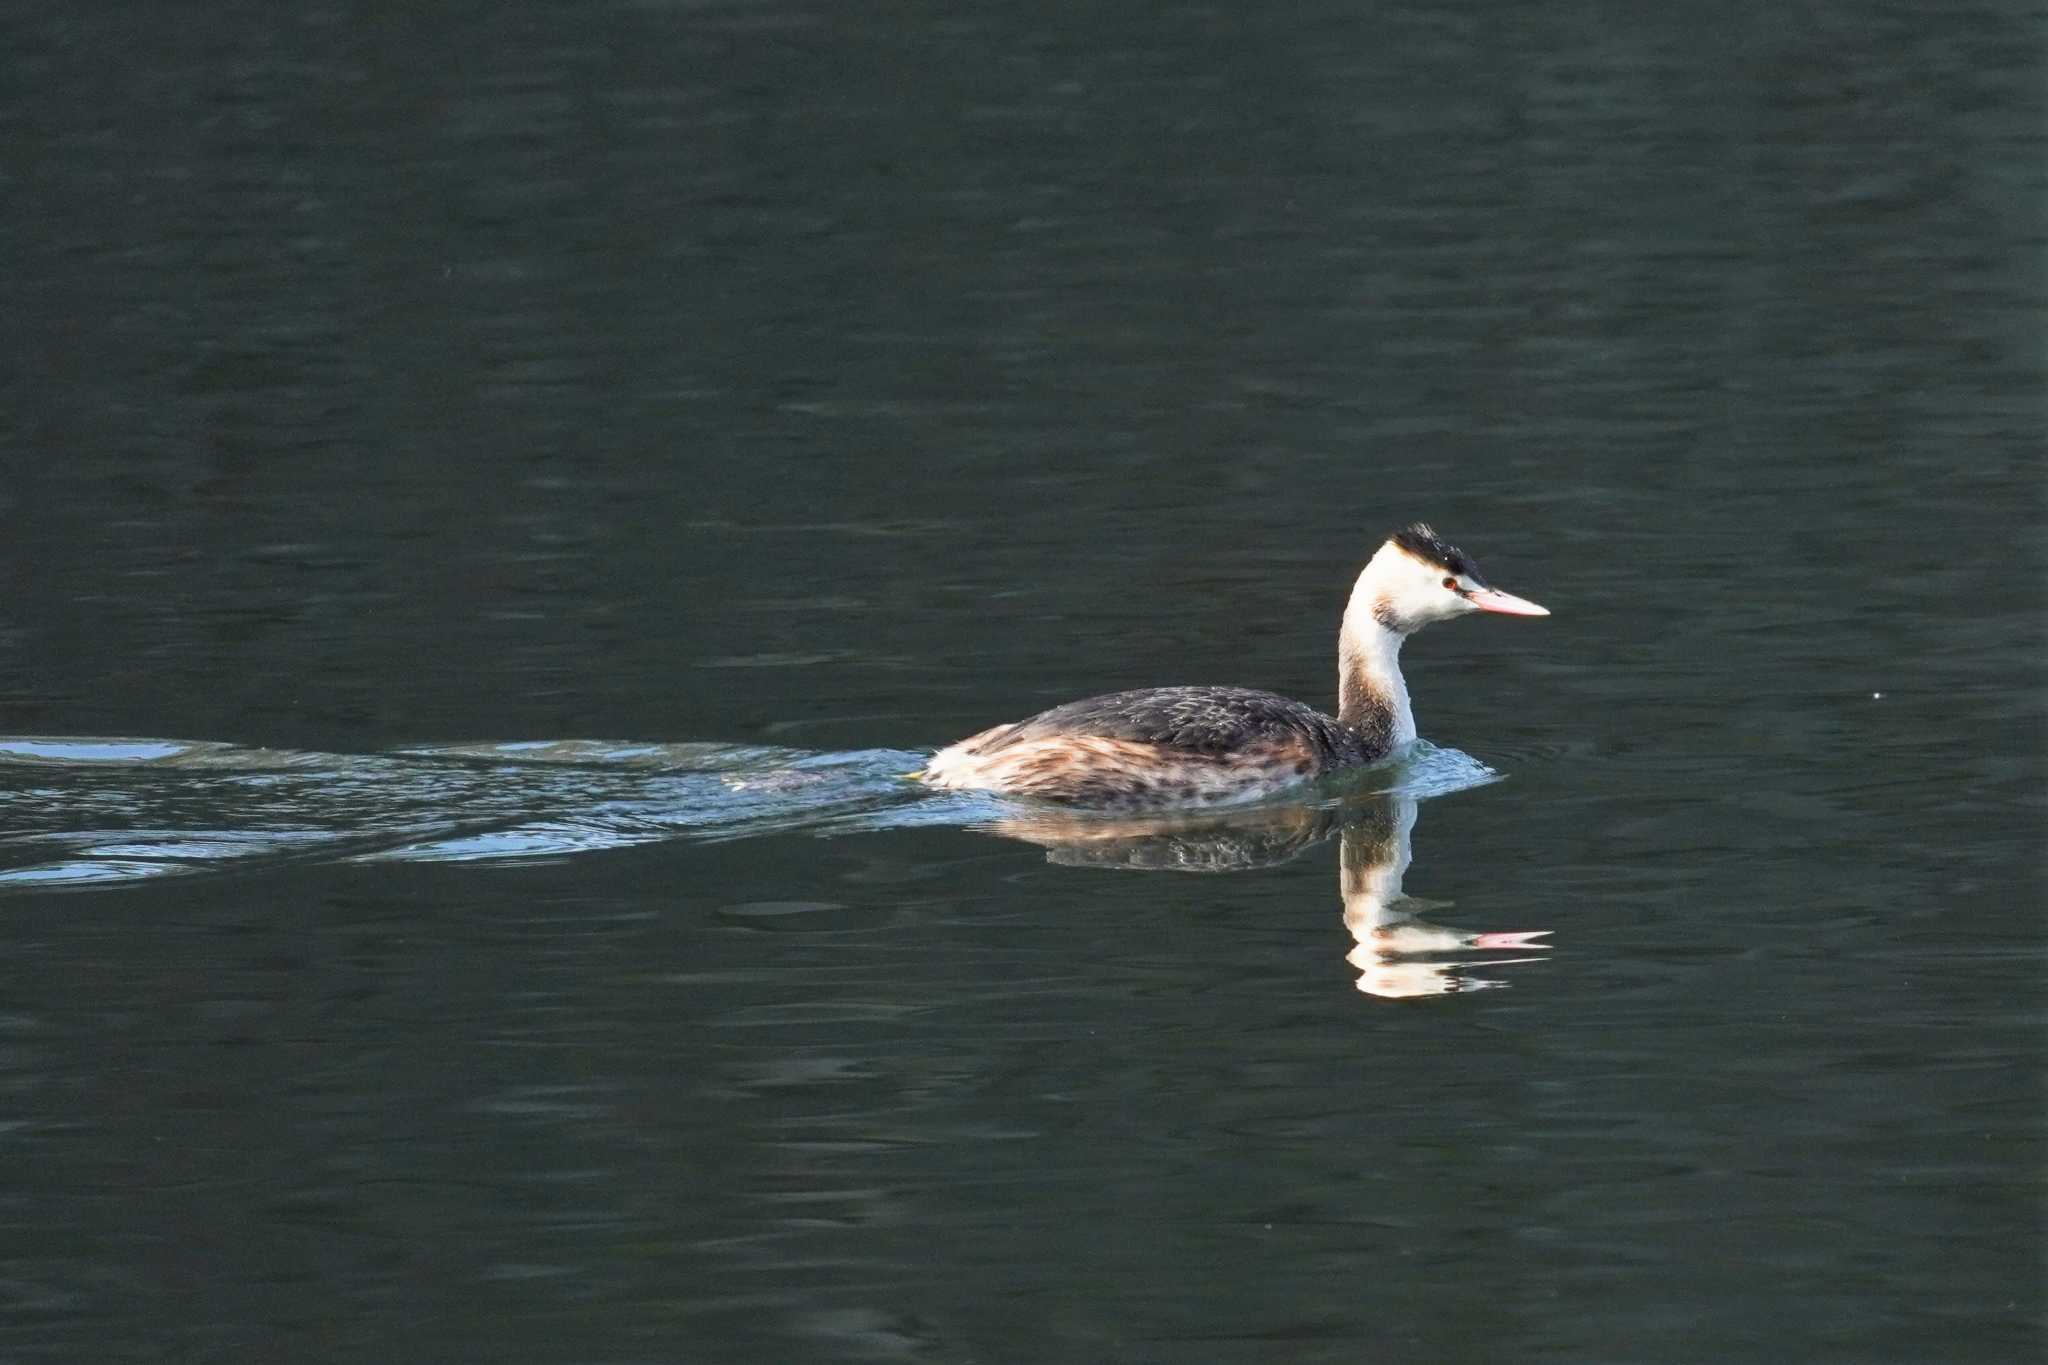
[1338,573,1417,748]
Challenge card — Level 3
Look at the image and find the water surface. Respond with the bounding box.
[1,0,2040,1360]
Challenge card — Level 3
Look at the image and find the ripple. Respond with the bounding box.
[393,740,803,771]
[0,858,186,887]
[0,736,324,769]
[1391,741,1501,798]
[0,734,1520,891]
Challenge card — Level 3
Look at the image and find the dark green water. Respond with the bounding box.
[2,2,2042,1360]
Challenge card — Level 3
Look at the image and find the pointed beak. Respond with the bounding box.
[1466,586,1549,617]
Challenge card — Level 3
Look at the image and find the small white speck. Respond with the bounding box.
[1871,691,1883,699]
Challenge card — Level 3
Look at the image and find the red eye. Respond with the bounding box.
[1442,576,1458,590]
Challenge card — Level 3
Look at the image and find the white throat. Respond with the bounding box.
[1338,577,1418,748]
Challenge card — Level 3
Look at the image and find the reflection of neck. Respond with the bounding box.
[1339,798,1416,940]
[1341,797,1482,1000]
[1337,595,1415,751]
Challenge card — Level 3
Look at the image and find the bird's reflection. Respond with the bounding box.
[982,789,1549,998]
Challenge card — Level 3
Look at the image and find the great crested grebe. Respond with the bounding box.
[919,524,1547,807]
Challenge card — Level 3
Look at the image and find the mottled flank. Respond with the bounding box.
[1390,522,1479,579]
[922,686,1372,807]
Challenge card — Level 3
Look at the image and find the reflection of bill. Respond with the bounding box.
[984,790,1549,999]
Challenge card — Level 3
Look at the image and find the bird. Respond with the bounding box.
[916,523,1547,807]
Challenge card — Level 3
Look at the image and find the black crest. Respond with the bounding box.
[1389,522,1479,578]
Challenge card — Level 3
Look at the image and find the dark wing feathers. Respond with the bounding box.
[978,686,1360,760]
